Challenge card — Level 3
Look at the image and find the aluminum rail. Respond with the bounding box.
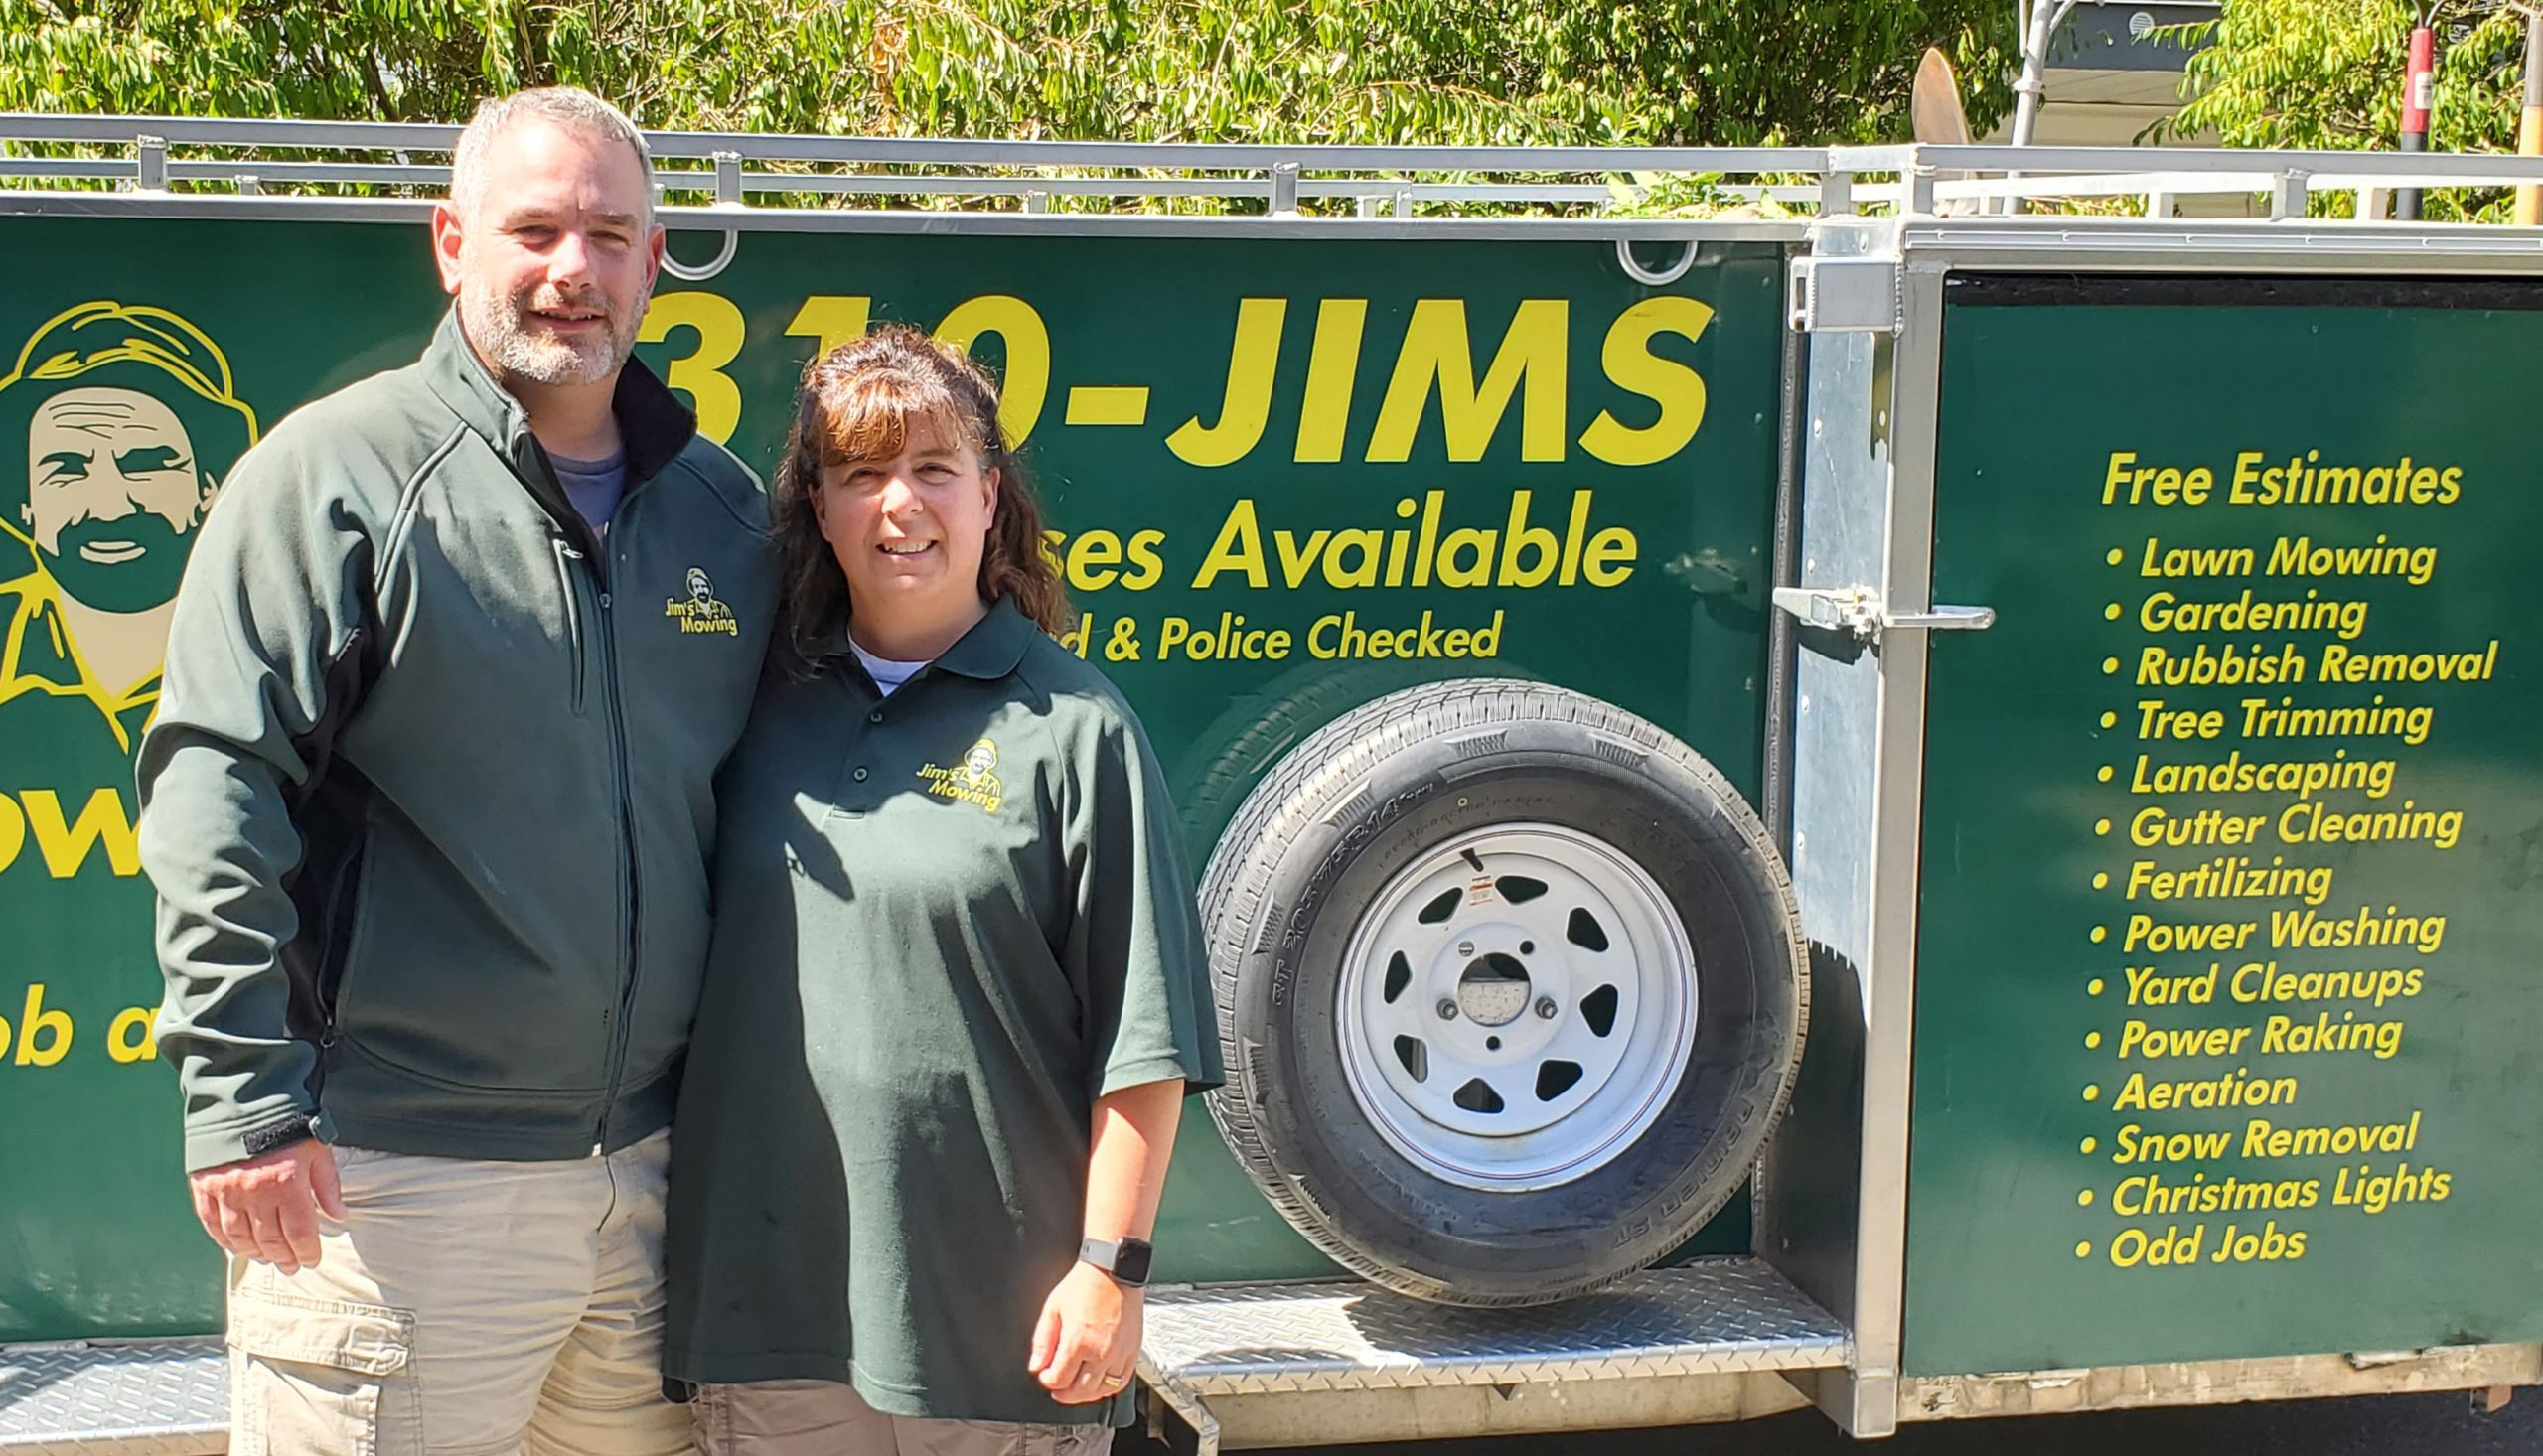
[0,114,1823,174]
[12,118,2543,219]
[1835,142,2543,182]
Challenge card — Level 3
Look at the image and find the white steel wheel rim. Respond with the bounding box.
[1335,822,1698,1192]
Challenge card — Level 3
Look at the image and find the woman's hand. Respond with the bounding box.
[1028,1260,1142,1404]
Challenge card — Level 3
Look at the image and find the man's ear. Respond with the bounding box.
[429,202,468,297]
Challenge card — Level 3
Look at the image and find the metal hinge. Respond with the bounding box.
[1772,585,1995,641]
[1789,256,1900,333]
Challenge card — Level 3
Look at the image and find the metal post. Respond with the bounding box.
[2399,12,2435,220]
[1270,160,1300,216]
[2270,169,2311,220]
[134,134,167,192]
[2516,11,2542,225]
[2009,0,2076,148]
[1819,169,1855,217]
[2008,0,2077,214]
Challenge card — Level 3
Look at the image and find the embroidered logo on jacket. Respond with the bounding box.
[918,738,1004,813]
[666,567,738,636]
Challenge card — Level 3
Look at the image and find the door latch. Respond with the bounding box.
[1771,586,1995,641]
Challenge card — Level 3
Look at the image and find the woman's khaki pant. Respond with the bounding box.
[224,1131,691,1456]
[691,1382,1115,1456]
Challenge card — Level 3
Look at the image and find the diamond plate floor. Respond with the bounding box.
[1140,1256,1849,1396]
[0,1339,226,1456]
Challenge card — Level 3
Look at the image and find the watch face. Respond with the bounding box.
[1115,1238,1154,1285]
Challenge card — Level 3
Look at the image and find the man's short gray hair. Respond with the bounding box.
[449,86,654,224]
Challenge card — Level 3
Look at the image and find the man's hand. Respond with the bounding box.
[189,1139,346,1275]
[1027,1259,1142,1405]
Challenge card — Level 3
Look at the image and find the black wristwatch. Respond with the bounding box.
[1080,1236,1154,1288]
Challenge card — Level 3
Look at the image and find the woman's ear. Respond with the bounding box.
[980,464,1000,520]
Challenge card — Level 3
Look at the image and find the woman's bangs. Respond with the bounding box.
[817,370,969,469]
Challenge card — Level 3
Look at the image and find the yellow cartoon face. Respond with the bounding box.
[23,386,213,613]
[962,738,999,783]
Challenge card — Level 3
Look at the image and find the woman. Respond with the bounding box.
[664,326,1221,1456]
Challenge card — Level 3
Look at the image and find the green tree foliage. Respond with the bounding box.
[0,0,2017,146]
[2158,1,2533,218]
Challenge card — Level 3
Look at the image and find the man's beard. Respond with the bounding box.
[41,510,194,614]
[461,279,640,388]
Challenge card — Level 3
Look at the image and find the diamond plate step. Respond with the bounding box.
[1140,1255,1849,1398]
[0,1339,226,1456]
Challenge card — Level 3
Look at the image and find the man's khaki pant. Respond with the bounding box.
[225,1131,691,1456]
[691,1381,1114,1456]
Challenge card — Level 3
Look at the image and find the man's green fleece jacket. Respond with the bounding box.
[139,311,777,1172]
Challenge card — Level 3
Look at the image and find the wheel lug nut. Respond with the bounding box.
[1456,941,1474,956]
[1436,999,1460,1021]
[1520,941,1536,954]
[1535,997,1559,1019]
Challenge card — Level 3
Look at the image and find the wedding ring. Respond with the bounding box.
[1104,1374,1126,1386]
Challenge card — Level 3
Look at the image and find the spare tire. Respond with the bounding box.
[1200,680,1806,1306]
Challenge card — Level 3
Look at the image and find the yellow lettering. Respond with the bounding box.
[1582,526,1638,587]
[1066,530,1122,591]
[1121,530,1166,591]
[1578,296,1712,465]
[108,1006,157,1064]
[638,292,746,444]
[1294,299,1367,462]
[21,788,140,878]
[1367,299,1568,462]
[1192,500,1269,589]
[1435,527,1497,588]
[1498,490,1560,587]
[1168,298,1286,466]
[783,294,873,359]
[935,295,1050,446]
[16,983,69,1067]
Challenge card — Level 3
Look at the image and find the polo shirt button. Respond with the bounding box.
[853,767,870,782]
[869,710,884,724]
[598,593,612,609]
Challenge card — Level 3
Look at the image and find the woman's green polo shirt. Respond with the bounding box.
[664,600,1222,1423]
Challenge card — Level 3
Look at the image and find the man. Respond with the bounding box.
[138,86,774,1456]
[0,302,255,754]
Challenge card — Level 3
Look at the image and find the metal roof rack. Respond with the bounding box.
[6,118,2543,275]
[11,116,2543,214]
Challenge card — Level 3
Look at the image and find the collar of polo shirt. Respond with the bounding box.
[901,596,1036,682]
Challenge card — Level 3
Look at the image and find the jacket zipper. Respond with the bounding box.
[552,537,588,714]
[589,510,644,1156]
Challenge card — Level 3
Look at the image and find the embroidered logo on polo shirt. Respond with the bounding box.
[666,567,739,636]
[919,738,1004,813]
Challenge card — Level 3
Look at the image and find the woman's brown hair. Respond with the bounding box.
[769,324,1068,676]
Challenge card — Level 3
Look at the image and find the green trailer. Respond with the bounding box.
[0,121,2537,1449]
